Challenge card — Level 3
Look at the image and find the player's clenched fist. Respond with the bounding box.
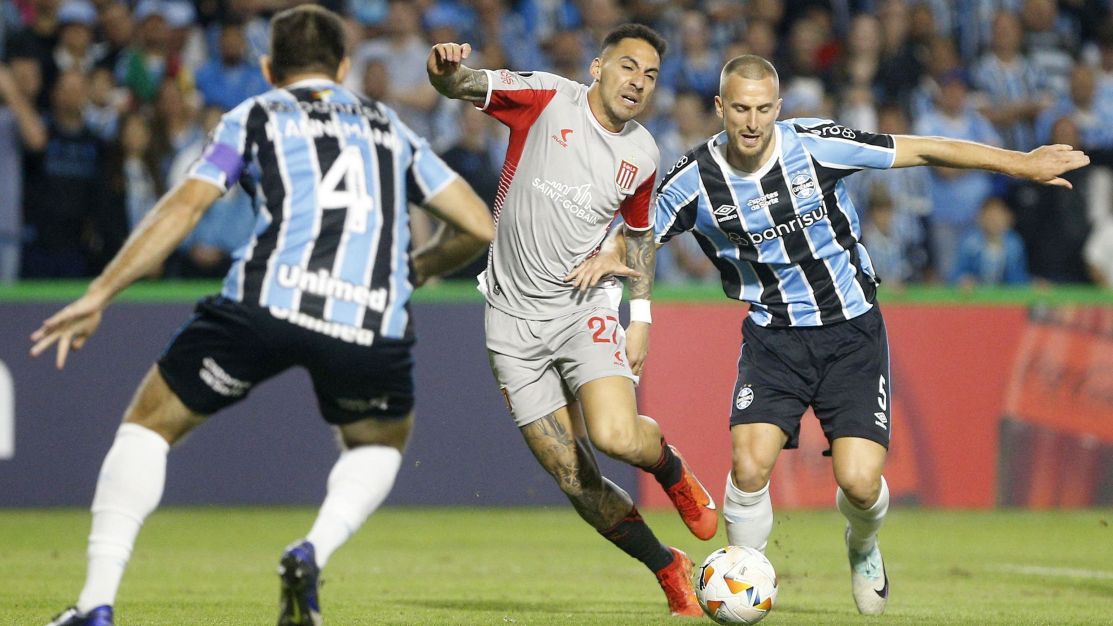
[427,42,472,77]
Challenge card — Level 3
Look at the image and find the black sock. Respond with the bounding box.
[642,438,683,489]
[599,506,674,572]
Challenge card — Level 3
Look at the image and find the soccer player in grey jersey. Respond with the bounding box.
[579,55,1089,617]
[428,25,716,617]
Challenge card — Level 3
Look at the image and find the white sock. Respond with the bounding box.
[77,423,169,612]
[837,475,890,553]
[722,473,773,552]
[305,445,402,569]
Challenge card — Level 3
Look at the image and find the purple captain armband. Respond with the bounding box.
[201,142,245,185]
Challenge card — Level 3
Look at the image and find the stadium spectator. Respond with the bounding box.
[1035,63,1113,150]
[951,196,1030,287]
[112,111,160,232]
[914,68,1002,281]
[970,11,1049,151]
[909,35,963,121]
[51,0,102,76]
[149,79,201,181]
[545,28,592,85]
[95,1,132,71]
[873,0,922,109]
[1008,116,1096,283]
[860,184,919,289]
[35,6,493,626]
[21,69,123,278]
[114,0,178,105]
[5,0,62,109]
[0,59,46,283]
[1021,0,1078,97]
[347,0,438,140]
[193,18,268,111]
[428,26,716,618]
[851,104,933,281]
[83,65,122,141]
[659,10,722,102]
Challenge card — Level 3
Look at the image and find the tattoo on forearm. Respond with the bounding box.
[521,413,633,530]
[455,68,488,100]
[626,232,655,301]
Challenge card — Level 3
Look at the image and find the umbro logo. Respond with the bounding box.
[874,411,888,430]
[552,128,573,147]
[714,204,739,223]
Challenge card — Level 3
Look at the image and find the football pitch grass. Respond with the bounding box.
[2,507,1111,625]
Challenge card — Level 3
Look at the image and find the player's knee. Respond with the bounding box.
[590,426,640,462]
[836,471,881,508]
[731,456,774,492]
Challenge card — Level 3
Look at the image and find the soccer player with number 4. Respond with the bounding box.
[428,25,716,617]
[575,54,1090,616]
[33,6,494,626]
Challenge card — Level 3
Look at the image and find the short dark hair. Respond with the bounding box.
[601,23,667,59]
[268,5,346,84]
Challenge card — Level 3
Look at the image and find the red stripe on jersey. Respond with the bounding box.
[619,170,655,230]
[492,124,534,225]
[483,89,557,130]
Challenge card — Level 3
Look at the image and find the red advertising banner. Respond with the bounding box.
[639,304,1027,510]
[998,306,1113,508]
[1004,306,1113,440]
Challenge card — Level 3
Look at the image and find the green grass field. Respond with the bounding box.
[2,507,1111,625]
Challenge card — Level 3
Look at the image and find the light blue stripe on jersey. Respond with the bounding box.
[263,90,318,311]
[326,90,379,328]
[764,264,815,326]
[381,109,417,338]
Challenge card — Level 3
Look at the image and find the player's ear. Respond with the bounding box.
[590,57,601,82]
[260,55,275,86]
[714,95,724,119]
[775,97,782,117]
[336,57,351,83]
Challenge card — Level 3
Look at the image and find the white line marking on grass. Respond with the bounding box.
[995,564,1113,580]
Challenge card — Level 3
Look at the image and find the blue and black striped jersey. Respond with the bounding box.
[189,79,458,345]
[654,119,895,327]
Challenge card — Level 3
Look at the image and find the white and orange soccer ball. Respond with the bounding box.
[694,546,779,625]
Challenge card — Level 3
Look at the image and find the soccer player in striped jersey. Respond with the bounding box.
[428,25,715,617]
[572,54,1088,616]
[32,6,493,626]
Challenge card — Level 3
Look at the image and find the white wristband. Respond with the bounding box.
[629,299,652,324]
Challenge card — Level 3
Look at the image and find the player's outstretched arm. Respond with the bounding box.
[427,42,489,102]
[892,136,1091,188]
[29,179,221,369]
[412,177,495,284]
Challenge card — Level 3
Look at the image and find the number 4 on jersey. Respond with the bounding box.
[318,146,375,233]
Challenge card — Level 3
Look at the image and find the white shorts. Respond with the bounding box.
[485,305,637,426]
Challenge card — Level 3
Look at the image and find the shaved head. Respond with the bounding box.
[720,54,780,96]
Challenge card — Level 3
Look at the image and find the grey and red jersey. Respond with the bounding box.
[476,69,659,320]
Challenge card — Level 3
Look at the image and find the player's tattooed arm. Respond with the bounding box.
[624,228,656,301]
[427,42,489,102]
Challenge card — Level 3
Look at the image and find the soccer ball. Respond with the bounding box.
[695,546,779,625]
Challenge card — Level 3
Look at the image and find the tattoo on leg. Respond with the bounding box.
[522,413,634,530]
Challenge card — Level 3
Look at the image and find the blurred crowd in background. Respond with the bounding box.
[3,0,1113,290]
